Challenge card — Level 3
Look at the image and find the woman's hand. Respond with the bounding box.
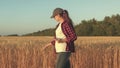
[56,38,67,43]
[41,43,52,51]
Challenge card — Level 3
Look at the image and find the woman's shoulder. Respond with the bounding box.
[62,21,69,26]
[62,21,72,28]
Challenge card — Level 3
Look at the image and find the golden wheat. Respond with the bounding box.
[0,36,120,68]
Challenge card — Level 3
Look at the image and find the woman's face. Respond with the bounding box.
[54,14,61,22]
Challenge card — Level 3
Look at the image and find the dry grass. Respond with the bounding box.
[0,36,120,68]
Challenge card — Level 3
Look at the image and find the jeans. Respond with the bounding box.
[56,52,71,68]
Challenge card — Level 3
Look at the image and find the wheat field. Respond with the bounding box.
[0,36,120,68]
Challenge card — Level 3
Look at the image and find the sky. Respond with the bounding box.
[0,0,120,35]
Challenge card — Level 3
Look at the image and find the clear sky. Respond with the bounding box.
[0,0,120,35]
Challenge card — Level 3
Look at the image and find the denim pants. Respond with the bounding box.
[56,52,71,68]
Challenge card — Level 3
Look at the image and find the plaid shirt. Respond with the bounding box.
[51,21,77,52]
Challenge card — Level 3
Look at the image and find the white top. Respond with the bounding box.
[55,23,67,52]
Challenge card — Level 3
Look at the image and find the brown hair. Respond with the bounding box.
[59,10,74,27]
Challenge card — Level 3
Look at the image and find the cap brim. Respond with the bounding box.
[50,15,54,18]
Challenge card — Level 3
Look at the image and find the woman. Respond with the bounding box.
[43,8,77,68]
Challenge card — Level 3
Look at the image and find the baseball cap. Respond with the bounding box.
[51,8,63,18]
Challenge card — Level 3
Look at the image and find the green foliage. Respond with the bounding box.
[7,34,19,36]
[24,14,120,36]
[23,28,55,36]
[74,14,120,36]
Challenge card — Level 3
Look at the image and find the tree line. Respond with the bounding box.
[75,14,120,36]
[24,14,120,36]
[2,14,120,37]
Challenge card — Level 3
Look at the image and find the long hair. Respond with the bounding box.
[60,10,74,28]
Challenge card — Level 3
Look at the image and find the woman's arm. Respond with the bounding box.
[41,43,52,51]
[62,22,77,43]
[50,37,56,45]
[42,37,56,51]
[56,38,67,43]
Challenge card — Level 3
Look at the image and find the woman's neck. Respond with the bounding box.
[59,18,64,23]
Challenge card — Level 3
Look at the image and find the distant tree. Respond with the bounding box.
[112,21,120,36]
[104,16,111,23]
[76,20,93,36]
[105,25,116,36]
[75,24,81,36]
[39,28,55,36]
[92,23,106,36]
[7,34,19,36]
[23,28,55,36]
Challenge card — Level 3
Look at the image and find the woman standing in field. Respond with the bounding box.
[43,8,77,68]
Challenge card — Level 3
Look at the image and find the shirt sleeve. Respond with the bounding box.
[62,22,77,43]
